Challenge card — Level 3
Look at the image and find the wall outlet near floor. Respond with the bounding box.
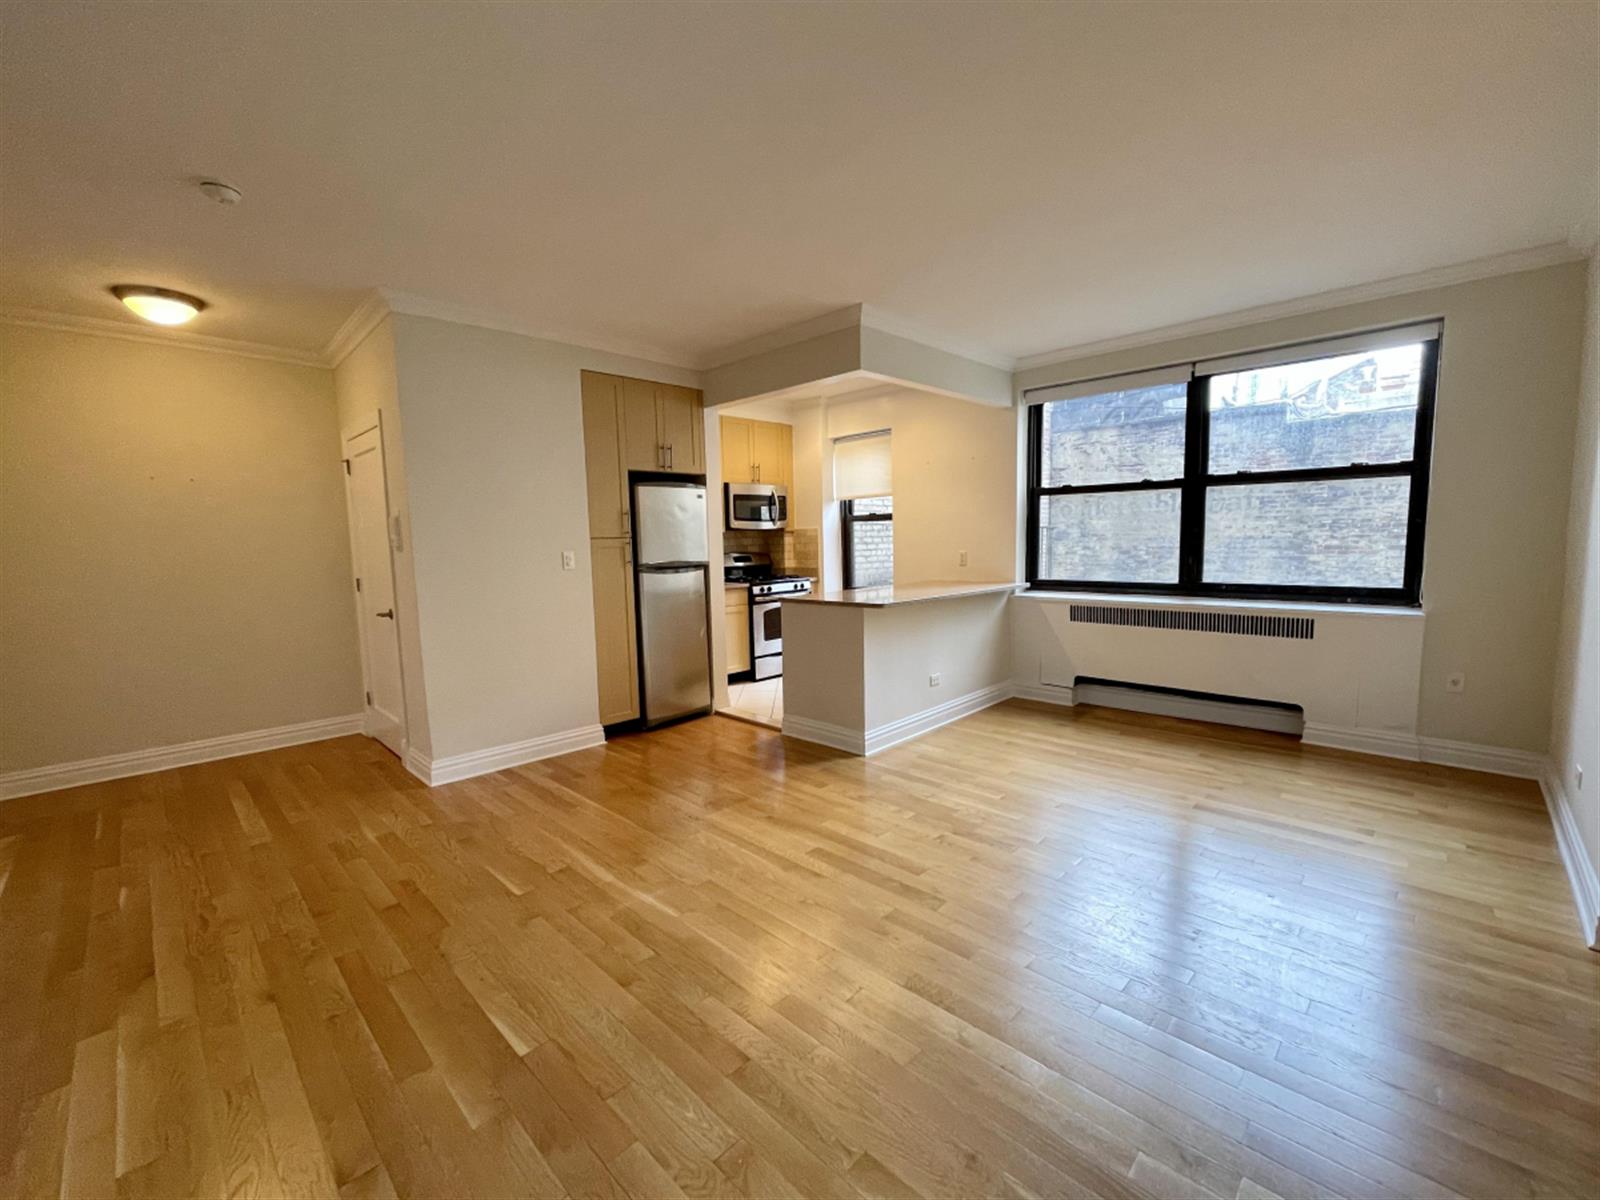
[929,673,942,688]
[1445,672,1465,693]
[1577,764,1584,791]
[959,550,968,568]
[561,549,576,570]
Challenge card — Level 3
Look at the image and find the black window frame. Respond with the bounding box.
[1025,334,1439,605]
[840,497,893,590]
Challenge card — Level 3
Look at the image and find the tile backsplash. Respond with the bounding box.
[723,527,820,580]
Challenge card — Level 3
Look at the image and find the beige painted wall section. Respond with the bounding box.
[388,313,699,761]
[333,315,432,757]
[1552,255,1599,884]
[0,323,362,771]
[1016,261,1588,753]
[862,594,1011,729]
[825,391,1018,588]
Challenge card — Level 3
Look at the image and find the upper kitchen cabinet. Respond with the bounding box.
[581,371,628,538]
[656,384,704,474]
[720,415,792,487]
[622,377,704,474]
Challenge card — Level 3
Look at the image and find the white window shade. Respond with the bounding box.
[1195,321,1442,377]
[834,431,891,500]
[1023,364,1193,406]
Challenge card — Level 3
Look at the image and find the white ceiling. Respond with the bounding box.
[2,2,1595,367]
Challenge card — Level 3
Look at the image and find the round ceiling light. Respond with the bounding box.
[110,285,207,326]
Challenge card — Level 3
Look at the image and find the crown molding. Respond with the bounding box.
[1015,241,1591,374]
[322,290,390,367]
[0,306,327,367]
[378,288,700,371]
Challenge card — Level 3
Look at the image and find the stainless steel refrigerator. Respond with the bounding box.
[632,480,712,726]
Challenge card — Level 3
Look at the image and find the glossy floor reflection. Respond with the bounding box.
[0,701,1594,1199]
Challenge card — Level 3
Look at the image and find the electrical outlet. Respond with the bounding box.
[1445,672,1465,694]
[959,550,968,568]
[561,549,576,570]
[929,673,942,688]
[1577,764,1584,791]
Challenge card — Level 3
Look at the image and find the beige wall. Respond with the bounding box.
[387,314,698,761]
[0,323,362,771]
[1552,256,1599,885]
[1015,261,1589,753]
[333,316,432,757]
[824,391,1017,589]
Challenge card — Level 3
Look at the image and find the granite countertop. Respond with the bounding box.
[785,580,1020,608]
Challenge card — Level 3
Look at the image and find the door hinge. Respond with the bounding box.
[364,690,372,705]
[355,577,362,592]
[343,457,351,474]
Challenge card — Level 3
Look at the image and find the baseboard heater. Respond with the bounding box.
[1073,676,1305,736]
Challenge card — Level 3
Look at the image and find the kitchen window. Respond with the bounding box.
[841,496,893,589]
[1024,324,1439,604]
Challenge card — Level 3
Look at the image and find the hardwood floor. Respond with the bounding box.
[1,701,1596,1199]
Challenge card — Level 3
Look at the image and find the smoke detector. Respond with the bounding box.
[197,179,241,205]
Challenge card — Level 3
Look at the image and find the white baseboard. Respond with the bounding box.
[1302,722,1422,761]
[1012,682,1077,707]
[782,682,1013,757]
[863,682,1014,755]
[1074,682,1303,735]
[405,724,605,786]
[779,714,867,755]
[1417,736,1547,779]
[1303,723,1550,780]
[1540,766,1600,951]
[0,713,365,801]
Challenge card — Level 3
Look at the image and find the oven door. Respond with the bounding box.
[751,598,783,661]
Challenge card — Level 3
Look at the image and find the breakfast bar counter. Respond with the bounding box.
[786,580,1020,607]
[780,581,1014,755]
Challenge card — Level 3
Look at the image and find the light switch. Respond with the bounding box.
[561,549,576,570]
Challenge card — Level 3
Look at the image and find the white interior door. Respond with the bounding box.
[343,424,406,757]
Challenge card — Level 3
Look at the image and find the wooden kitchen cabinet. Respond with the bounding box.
[622,377,703,474]
[719,415,793,487]
[656,384,704,473]
[724,584,750,674]
[720,417,753,484]
[590,537,639,724]
[580,369,704,727]
[581,372,628,538]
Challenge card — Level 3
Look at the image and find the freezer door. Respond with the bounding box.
[634,483,708,566]
[638,567,712,724]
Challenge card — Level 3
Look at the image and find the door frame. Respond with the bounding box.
[341,410,410,755]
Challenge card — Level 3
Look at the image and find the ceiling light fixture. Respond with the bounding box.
[197,179,241,205]
[110,284,207,326]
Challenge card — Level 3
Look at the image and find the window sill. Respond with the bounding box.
[1015,589,1424,619]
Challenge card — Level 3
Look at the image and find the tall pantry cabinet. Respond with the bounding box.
[581,370,704,726]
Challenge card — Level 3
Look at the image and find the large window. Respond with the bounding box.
[1025,326,1439,604]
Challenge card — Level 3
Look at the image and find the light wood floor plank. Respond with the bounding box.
[1,701,1595,1199]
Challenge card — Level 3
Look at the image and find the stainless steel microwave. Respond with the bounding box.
[725,482,788,530]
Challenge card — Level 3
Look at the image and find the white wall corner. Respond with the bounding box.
[323,290,391,367]
[406,725,605,787]
[0,714,365,801]
[1540,764,1600,950]
[1012,681,1077,707]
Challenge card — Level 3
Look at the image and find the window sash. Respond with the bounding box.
[1025,335,1438,604]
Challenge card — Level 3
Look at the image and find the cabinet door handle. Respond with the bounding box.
[375,609,394,620]
[667,443,674,469]
[657,444,664,468]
